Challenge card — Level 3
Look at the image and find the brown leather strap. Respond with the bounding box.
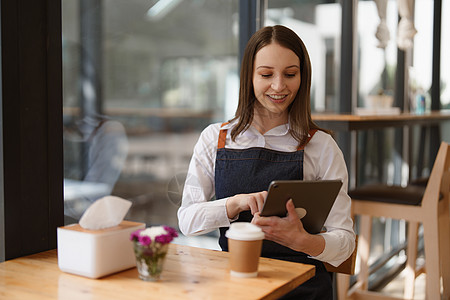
[217,122,229,149]
[298,129,318,150]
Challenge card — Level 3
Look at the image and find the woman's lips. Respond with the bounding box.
[267,94,288,103]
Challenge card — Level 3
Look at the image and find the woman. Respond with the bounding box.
[178,25,355,299]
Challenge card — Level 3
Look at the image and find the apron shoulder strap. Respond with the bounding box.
[297,129,318,150]
[217,122,229,149]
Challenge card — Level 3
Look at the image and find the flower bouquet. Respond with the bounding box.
[130,225,178,281]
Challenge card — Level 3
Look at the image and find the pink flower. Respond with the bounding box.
[163,226,179,238]
[139,235,151,246]
[155,235,172,244]
[130,225,178,246]
[130,229,143,241]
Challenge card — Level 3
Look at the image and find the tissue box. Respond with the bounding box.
[57,220,145,278]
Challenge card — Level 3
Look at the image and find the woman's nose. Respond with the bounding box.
[271,76,286,91]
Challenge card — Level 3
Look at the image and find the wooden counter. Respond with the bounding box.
[312,110,450,131]
[312,110,450,186]
[0,244,315,300]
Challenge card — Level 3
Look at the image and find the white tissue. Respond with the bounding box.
[79,196,132,230]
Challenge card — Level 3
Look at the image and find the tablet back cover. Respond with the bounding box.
[260,180,342,234]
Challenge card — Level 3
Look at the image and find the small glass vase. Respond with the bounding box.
[133,243,169,281]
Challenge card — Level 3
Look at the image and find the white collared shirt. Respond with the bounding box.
[177,119,355,266]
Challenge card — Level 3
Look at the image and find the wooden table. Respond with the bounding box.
[0,244,315,300]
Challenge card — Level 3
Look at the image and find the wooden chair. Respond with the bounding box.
[338,141,450,300]
[324,236,358,300]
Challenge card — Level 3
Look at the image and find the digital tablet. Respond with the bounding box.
[260,180,343,234]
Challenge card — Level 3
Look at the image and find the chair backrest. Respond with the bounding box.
[324,235,358,275]
[421,142,450,209]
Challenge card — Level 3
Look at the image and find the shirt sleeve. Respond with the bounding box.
[177,124,232,236]
[303,132,356,266]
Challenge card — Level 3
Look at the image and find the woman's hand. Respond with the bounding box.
[226,191,267,219]
[251,199,325,257]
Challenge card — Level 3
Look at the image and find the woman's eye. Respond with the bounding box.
[261,74,272,78]
[285,73,296,78]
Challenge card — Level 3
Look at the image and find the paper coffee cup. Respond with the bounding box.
[225,222,265,278]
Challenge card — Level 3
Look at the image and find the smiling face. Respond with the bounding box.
[252,43,301,121]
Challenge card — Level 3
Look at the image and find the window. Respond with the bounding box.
[62,0,239,248]
[411,0,433,111]
[265,0,341,113]
[357,0,398,108]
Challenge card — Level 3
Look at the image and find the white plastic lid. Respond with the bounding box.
[225,222,265,241]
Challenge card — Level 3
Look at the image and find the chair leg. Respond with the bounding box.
[336,273,350,300]
[439,204,450,299]
[404,221,419,300]
[423,218,442,300]
[357,215,372,291]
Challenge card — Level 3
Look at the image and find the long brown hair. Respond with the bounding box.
[230,25,326,148]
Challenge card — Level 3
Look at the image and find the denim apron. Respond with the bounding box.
[215,124,332,300]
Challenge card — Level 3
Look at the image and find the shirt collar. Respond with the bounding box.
[221,118,290,136]
[264,123,290,136]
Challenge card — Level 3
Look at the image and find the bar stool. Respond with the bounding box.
[338,141,450,300]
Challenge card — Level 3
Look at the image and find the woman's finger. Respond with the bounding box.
[285,199,298,222]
